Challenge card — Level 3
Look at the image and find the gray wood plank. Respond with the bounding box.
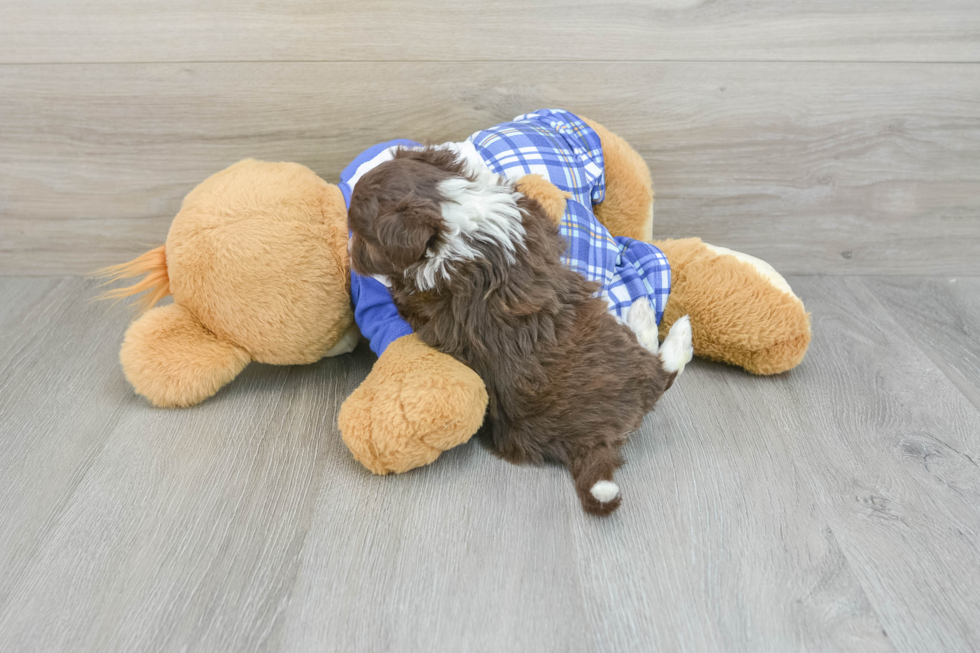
[282,277,980,652]
[2,275,980,652]
[541,374,895,653]
[2,62,978,276]
[758,277,980,652]
[275,444,593,653]
[0,0,978,64]
[0,275,889,653]
[0,277,131,609]
[0,284,365,651]
[0,276,62,347]
[865,276,980,414]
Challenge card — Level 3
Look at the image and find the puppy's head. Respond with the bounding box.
[349,146,527,290]
[348,155,451,280]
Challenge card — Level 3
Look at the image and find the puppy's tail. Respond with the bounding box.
[570,445,624,516]
[91,245,171,313]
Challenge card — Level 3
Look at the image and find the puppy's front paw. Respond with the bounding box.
[660,315,694,374]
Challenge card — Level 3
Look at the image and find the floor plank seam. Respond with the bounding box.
[855,278,980,417]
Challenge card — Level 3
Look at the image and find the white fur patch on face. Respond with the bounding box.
[411,171,526,290]
[436,140,489,179]
[660,314,694,374]
[590,480,620,503]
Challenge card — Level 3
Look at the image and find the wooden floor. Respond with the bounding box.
[0,275,978,652]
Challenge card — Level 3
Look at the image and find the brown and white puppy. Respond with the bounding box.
[348,147,692,516]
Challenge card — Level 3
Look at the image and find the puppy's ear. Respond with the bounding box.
[376,198,441,269]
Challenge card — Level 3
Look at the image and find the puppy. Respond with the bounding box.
[348,147,693,515]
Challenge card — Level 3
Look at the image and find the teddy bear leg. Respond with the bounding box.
[653,238,811,375]
[580,117,654,242]
[338,334,488,474]
[120,303,252,407]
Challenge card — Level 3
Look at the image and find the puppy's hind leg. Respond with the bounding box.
[660,314,693,375]
[628,298,694,376]
[570,444,625,516]
[626,297,661,354]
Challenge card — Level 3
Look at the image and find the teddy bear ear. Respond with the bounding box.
[119,303,251,407]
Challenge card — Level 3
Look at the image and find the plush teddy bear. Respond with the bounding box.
[99,112,810,475]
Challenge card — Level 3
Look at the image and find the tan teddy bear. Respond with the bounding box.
[99,116,810,475]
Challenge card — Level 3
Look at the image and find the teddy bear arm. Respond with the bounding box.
[120,303,251,407]
[338,333,488,474]
[514,174,571,226]
[653,238,811,375]
[342,269,488,474]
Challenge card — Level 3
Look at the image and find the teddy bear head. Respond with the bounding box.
[106,159,357,407]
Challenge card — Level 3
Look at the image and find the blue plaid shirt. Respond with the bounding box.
[340,109,671,356]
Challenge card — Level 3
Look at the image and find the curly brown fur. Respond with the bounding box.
[349,147,678,516]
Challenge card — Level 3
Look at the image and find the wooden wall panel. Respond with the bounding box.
[1,1,978,64]
[2,62,977,275]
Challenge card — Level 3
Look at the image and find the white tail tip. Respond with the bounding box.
[590,481,621,503]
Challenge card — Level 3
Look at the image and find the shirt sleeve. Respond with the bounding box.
[350,269,414,358]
